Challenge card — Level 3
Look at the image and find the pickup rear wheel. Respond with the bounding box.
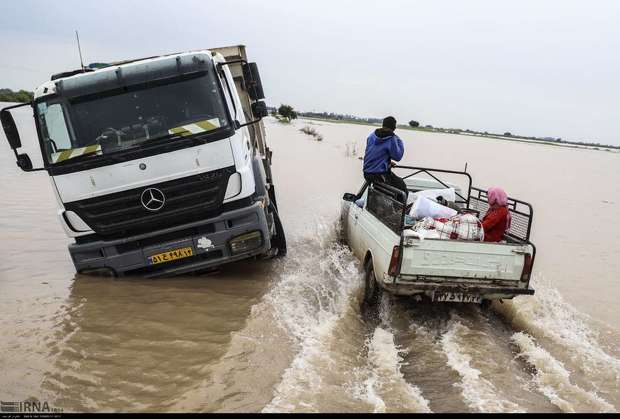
[363,259,381,308]
[480,299,492,311]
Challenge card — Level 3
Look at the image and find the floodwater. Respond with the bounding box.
[0,111,619,412]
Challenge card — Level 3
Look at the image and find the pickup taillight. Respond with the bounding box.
[520,253,533,282]
[388,246,400,277]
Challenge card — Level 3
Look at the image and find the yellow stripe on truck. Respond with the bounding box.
[84,144,100,154]
[194,119,220,131]
[168,126,192,136]
[168,118,221,136]
[51,144,102,163]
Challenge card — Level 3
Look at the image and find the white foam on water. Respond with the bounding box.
[441,320,525,412]
[348,296,431,413]
[349,372,387,413]
[262,220,363,412]
[364,327,432,413]
[171,219,360,413]
[496,275,620,394]
[511,332,616,413]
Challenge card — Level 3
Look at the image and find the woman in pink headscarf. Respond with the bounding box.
[482,187,512,242]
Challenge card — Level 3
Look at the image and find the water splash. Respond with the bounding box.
[511,332,616,413]
[495,274,620,400]
[263,220,363,412]
[364,327,432,412]
[441,319,525,412]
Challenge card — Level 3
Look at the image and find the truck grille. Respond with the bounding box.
[65,166,236,238]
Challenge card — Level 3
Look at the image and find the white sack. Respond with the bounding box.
[412,188,456,203]
[410,196,457,219]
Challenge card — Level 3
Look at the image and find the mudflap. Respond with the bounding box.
[268,186,287,258]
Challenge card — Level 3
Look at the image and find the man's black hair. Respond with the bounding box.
[382,116,397,130]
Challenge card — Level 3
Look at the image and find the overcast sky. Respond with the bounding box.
[1,0,619,144]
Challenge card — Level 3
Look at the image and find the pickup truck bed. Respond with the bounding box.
[341,166,535,305]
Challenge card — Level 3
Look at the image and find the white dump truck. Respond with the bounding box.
[341,166,535,307]
[1,45,286,277]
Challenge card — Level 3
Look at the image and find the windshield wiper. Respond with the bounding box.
[123,129,219,152]
[53,128,227,167]
[117,133,184,153]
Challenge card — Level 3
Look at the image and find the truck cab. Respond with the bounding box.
[1,45,286,277]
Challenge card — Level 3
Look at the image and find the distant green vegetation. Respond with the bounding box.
[0,88,34,103]
[294,110,620,151]
[276,104,298,122]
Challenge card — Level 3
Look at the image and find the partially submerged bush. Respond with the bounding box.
[300,126,317,135]
[300,126,323,141]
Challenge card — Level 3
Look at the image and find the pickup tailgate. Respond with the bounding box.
[399,239,531,282]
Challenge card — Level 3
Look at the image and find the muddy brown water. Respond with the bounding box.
[0,111,618,412]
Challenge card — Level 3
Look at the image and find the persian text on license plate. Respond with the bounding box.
[433,292,481,303]
[149,247,193,265]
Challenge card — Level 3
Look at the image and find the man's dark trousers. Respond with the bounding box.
[364,171,408,200]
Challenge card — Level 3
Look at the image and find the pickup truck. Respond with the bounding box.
[341,166,536,308]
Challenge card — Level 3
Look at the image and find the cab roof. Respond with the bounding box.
[34,50,217,100]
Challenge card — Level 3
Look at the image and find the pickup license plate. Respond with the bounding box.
[149,247,193,265]
[433,292,481,304]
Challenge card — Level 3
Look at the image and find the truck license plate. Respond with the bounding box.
[433,292,481,303]
[149,247,193,265]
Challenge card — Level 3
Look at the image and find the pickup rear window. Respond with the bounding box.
[366,184,405,233]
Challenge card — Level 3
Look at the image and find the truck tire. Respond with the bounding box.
[271,206,287,257]
[480,299,492,311]
[363,259,381,308]
[267,197,287,258]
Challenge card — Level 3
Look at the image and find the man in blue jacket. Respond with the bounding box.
[363,116,408,197]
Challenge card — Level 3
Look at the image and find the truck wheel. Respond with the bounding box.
[480,299,492,311]
[363,259,381,308]
[268,202,287,258]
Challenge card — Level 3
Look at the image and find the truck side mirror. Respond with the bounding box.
[0,109,22,149]
[16,153,33,171]
[343,193,357,202]
[242,62,265,101]
[251,101,268,118]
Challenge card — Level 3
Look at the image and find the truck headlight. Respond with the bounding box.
[224,173,242,200]
[229,231,263,254]
[63,210,92,232]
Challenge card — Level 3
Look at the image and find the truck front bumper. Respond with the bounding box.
[68,201,272,277]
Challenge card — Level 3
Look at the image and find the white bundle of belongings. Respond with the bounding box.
[411,213,484,241]
[409,195,457,219]
[407,187,456,205]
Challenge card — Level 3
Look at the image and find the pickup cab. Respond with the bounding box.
[341,166,536,307]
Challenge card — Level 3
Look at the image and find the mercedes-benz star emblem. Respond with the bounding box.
[140,188,166,211]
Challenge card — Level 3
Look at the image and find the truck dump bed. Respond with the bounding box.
[209,46,269,158]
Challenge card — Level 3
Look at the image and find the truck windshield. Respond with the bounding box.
[36,72,230,165]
